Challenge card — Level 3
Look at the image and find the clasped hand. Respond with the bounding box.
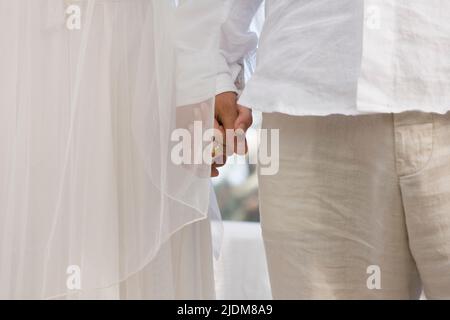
[212,92,253,177]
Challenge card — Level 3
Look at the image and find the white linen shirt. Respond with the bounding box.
[216,0,450,116]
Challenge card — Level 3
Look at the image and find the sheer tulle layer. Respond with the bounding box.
[0,0,219,299]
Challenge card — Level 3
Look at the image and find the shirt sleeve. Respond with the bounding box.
[174,0,228,106]
[216,0,264,95]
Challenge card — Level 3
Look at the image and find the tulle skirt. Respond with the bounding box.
[0,0,218,299]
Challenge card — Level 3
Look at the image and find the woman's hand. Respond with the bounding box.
[212,92,253,177]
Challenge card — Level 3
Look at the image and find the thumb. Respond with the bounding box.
[234,106,252,155]
[220,109,239,156]
[234,105,253,132]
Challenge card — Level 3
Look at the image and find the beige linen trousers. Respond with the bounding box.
[259,111,450,299]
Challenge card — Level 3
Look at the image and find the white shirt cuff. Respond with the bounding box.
[215,72,239,96]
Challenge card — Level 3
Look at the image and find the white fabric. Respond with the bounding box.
[214,222,271,300]
[358,0,450,114]
[0,0,219,299]
[61,219,216,300]
[175,0,227,106]
[216,0,450,116]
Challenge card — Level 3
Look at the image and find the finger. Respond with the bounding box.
[213,118,225,146]
[215,93,239,156]
[213,152,227,168]
[235,133,248,155]
[220,111,238,157]
[211,165,219,177]
[234,105,253,132]
[212,119,226,162]
[234,106,252,155]
[211,119,227,171]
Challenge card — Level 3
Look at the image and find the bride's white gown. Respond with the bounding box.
[0,0,221,299]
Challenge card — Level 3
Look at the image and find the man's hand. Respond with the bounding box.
[234,104,253,155]
[214,92,239,154]
[212,92,253,177]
